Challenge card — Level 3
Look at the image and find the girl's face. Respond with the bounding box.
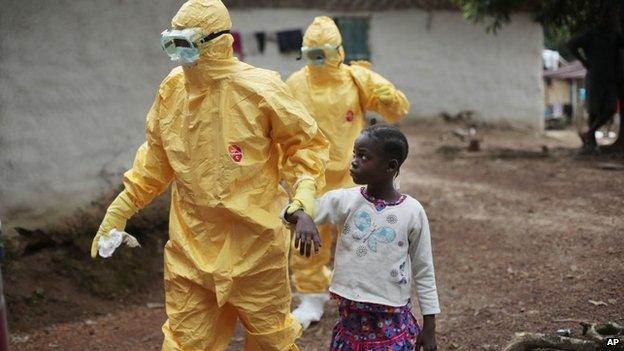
[350,133,396,185]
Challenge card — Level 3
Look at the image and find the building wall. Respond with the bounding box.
[545,79,571,106]
[0,2,543,229]
[0,0,180,228]
[231,9,545,129]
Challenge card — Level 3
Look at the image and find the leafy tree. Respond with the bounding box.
[454,0,621,34]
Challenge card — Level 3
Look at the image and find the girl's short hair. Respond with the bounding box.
[362,124,409,168]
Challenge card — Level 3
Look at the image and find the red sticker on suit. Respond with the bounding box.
[228,144,243,163]
[345,110,354,122]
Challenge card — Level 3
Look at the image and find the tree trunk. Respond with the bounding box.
[603,77,624,153]
[610,5,624,151]
[604,5,624,152]
[503,332,598,351]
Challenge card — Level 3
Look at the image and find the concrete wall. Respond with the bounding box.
[0,0,183,229]
[0,2,543,229]
[232,9,545,129]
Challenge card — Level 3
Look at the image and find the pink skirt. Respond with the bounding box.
[329,294,420,351]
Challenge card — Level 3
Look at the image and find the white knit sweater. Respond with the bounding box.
[315,187,440,315]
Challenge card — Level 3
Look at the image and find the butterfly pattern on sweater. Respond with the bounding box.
[350,209,397,254]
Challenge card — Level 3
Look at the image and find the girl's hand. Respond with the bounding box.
[416,315,437,351]
[291,210,321,257]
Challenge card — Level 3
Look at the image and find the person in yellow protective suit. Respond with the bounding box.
[89,1,329,350]
[286,16,410,329]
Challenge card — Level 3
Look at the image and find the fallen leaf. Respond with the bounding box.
[588,299,608,306]
[147,302,164,309]
[10,335,30,344]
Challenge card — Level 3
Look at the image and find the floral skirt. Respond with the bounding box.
[329,294,420,351]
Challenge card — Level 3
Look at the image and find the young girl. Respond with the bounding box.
[288,124,440,350]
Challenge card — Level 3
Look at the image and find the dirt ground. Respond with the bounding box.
[6,121,624,351]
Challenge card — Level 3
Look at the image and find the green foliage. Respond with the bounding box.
[454,0,528,33]
[453,0,622,35]
[544,25,572,60]
[534,0,620,34]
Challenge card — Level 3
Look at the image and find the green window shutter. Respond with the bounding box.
[334,17,370,62]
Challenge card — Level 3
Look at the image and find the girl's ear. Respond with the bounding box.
[387,159,399,174]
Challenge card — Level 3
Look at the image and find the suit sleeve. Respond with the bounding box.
[122,91,175,209]
[262,78,329,192]
[349,65,410,123]
[408,205,441,315]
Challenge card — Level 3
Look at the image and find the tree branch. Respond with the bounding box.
[503,332,598,351]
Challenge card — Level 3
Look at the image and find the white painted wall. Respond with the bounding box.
[231,8,545,129]
[0,0,184,228]
[0,2,543,229]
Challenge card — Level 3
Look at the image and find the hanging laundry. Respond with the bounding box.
[277,29,303,53]
[242,32,258,56]
[231,31,243,60]
[255,31,266,54]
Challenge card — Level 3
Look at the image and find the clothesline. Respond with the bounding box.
[230,29,304,60]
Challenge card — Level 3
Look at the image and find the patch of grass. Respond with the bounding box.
[436,145,463,159]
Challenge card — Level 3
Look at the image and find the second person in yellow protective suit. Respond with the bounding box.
[286,16,410,329]
[90,1,329,350]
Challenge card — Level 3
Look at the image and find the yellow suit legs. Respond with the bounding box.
[162,261,301,351]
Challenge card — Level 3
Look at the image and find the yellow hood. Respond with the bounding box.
[303,16,345,68]
[171,0,234,61]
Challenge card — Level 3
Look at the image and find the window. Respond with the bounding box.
[334,17,370,63]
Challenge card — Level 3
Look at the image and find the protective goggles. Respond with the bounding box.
[160,27,230,66]
[298,44,341,66]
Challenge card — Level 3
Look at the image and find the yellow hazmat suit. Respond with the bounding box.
[287,16,410,295]
[91,1,329,350]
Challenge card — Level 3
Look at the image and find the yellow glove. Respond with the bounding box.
[90,191,138,258]
[286,179,316,218]
[373,84,396,105]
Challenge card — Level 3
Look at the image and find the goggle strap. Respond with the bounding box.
[296,44,342,61]
[197,30,231,45]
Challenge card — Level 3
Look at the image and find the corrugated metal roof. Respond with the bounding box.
[225,0,458,11]
[543,60,586,80]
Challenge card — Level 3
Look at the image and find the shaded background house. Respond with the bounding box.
[542,58,620,141]
[543,60,586,128]
[0,0,544,236]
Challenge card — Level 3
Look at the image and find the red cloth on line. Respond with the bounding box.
[231,31,243,60]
